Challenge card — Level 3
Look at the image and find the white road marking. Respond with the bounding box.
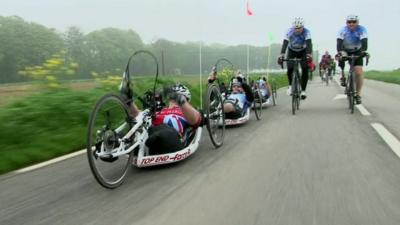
[371,123,400,158]
[12,149,86,174]
[356,105,371,116]
[333,94,347,100]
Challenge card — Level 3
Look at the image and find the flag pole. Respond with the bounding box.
[199,42,203,109]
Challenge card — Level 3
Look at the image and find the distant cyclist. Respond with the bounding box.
[336,14,368,104]
[278,17,313,99]
[319,51,333,80]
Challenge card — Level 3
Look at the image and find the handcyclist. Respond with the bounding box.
[127,84,202,154]
[277,17,313,99]
[336,14,368,104]
[319,51,333,80]
[256,76,272,100]
[208,69,254,119]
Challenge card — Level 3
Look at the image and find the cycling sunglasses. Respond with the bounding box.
[346,20,357,24]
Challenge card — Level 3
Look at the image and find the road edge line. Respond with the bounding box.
[11,149,86,175]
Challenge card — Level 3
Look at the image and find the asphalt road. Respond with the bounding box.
[1,77,400,225]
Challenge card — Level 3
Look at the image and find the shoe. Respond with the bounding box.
[355,95,362,104]
[300,91,307,100]
[340,77,346,87]
[286,86,292,96]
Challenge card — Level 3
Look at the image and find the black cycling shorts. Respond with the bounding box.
[145,124,184,155]
[224,100,243,119]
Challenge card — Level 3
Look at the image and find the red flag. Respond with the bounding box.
[246,0,253,16]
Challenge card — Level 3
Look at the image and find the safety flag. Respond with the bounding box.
[246,0,253,16]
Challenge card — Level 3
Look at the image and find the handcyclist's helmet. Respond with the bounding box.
[171,84,191,102]
[346,14,359,22]
[292,17,304,28]
[231,78,242,87]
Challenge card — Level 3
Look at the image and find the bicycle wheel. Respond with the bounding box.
[325,72,329,86]
[87,93,133,189]
[348,74,355,114]
[253,90,262,120]
[205,84,225,148]
[291,75,298,115]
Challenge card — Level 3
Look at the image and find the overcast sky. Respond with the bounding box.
[1,0,399,70]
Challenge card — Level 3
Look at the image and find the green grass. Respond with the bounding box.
[0,74,287,174]
[364,70,400,85]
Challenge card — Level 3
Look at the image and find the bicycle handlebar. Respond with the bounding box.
[340,53,370,66]
[279,58,306,69]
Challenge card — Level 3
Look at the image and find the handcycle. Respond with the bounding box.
[281,57,305,115]
[211,58,262,125]
[340,52,369,114]
[86,50,225,189]
[251,77,278,107]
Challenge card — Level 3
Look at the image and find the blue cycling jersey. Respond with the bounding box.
[337,25,368,52]
[227,93,247,109]
[284,27,311,52]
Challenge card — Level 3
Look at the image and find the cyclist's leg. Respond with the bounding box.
[339,59,346,86]
[286,50,296,86]
[300,59,309,91]
[353,53,364,96]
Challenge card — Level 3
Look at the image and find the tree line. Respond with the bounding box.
[0,15,284,84]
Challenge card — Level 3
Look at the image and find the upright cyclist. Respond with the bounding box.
[278,17,313,99]
[319,51,332,80]
[336,14,368,104]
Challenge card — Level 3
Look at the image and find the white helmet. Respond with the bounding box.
[346,14,359,22]
[292,17,304,28]
[171,84,191,102]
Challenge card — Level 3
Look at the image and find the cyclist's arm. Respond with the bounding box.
[306,39,313,55]
[361,38,368,51]
[242,83,254,102]
[280,40,289,54]
[180,102,202,127]
[336,38,343,52]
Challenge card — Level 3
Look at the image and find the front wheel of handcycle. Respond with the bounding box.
[253,90,262,120]
[205,84,225,148]
[86,93,133,189]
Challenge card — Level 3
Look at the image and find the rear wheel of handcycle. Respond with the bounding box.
[87,93,133,189]
[271,81,277,106]
[205,84,225,148]
[253,89,262,120]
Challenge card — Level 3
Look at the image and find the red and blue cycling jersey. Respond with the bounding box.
[152,106,188,136]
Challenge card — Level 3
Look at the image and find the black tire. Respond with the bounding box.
[326,72,329,86]
[296,78,301,110]
[205,84,225,148]
[86,93,133,189]
[253,90,262,120]
[348,74,355,114]
[291,76,298,115]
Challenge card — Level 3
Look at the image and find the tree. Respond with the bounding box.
[0,16,63,83]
